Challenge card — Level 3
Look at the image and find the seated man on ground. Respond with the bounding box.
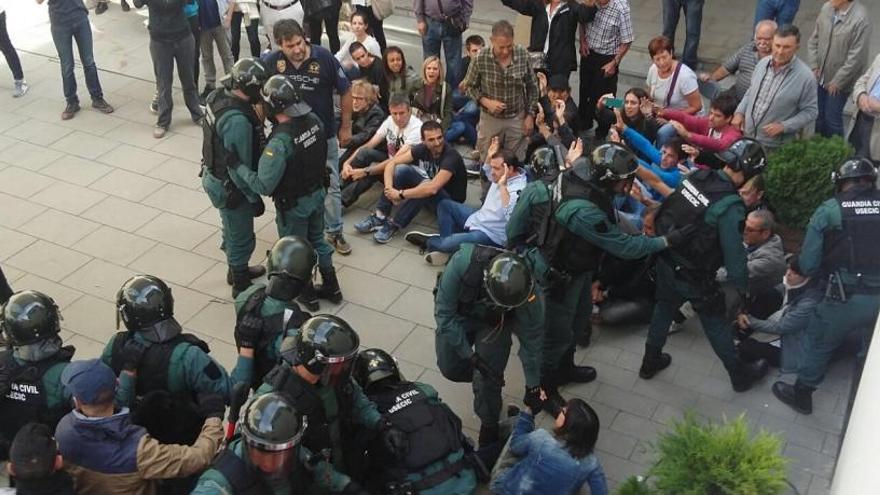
[405,138,528,265]
[528,75,580,156]
[656,94,743,154]
[355,121,468,243]
[446,35,485,148]
[612,112,691,200]
[341,94,422,208]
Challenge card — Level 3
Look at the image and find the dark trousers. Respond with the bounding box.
[0,12,24,81]
[354,5,386,53]
[578,52,617,130]
[188,15,201,88]
[849,111,875,162]
[50,16,103,104]
[662,0,704,70]
[231,12,261,60]
[308,4,341,54]
[0,266,12,305]
[151,35,202,129]
[378,165,451,228]
[341,148,387,207]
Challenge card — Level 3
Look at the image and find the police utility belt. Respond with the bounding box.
[385,458,468,495]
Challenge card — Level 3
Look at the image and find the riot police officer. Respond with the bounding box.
[256,314,382,494]
[233,75,342,312]
[434,243,543,466]
[506,143,683,412]
[201,58,271,297]
[102,275,254,444]
[773,158,880,414]
[0,291,75,459]
[192,392,311,493]
[352,348,478,495]
[641,138,770,392]
[234,235,317,390]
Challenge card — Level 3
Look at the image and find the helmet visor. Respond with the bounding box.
[314,350,357,387]
[246,445,298,481]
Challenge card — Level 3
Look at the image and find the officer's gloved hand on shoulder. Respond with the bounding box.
[197,393,227,420]
[342,481,370,495]
[380,418,409,460]
[121,338,148,372]
[663,224,698,248]
[236,313,263,349]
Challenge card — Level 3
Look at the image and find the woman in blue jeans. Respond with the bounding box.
[490,398,608,495]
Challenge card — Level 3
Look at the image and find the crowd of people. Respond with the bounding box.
[1,0,880,494]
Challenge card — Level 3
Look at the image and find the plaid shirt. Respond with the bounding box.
[462,44,539,119]
[581,0,634,56]
[751,58,792,127]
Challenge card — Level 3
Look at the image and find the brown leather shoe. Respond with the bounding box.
[61,102,80,120]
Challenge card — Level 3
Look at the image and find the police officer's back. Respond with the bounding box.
[0,291,74,460]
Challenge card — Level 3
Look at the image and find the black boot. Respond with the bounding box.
[772,381,813,415]
[476,423,502,469]
[230,266,253,298]
[540,375,566,417]
[315,266,343,304]
[226,265,266,285]
[639,345,672,379]
[556,346,597,385]
[728,358,769,392]
[297,281,320,312]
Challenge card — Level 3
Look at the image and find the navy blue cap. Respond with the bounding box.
[61,359,117,405]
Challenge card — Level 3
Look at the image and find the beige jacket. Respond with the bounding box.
[64,418,223,495]
[807,1,872,92]
[850,54,880,161]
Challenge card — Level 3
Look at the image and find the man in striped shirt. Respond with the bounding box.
[699,20,777,103]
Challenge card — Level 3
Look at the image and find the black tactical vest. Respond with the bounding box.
[269,115,329,207]
[457,245,507,325]
[202,90,264,181]
[109,331,210,397]
[0,346,74,447]
[654,169,738,279]
[212,449,273,495]
[823,187,880,279]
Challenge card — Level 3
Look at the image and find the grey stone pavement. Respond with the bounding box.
[0,0,873,492]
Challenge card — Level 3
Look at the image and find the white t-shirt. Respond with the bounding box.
[375,115,422,156]
[646,62,699,111]
[336,32,383,70]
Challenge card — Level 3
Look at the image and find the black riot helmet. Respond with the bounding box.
[590,142,639,184]
[353,348,401,389]
[239,392,306,479]
[280,315,360,387]
[262,75,312,118]
[715,138,766,181]
[531,146,559,178]
[484,252,535,309]
[832,158,878,190]
[0,291,61,346]
[224,58,270,103]
[267,236,317,283]
[116,275,174,331]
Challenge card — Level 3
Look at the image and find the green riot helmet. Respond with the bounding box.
[239,392,306,480]
[531,146,558,178]
[353,348,401,389]
[261,75,312,118]
[0,291,61,346]
[225,58,270,103]
[832,158,878,190]
[267,236,317,282]
[280,315,360,387]
[116,275,174,331]
[590,142,638,184]
[715,138,766,180]
[483,252,535,309]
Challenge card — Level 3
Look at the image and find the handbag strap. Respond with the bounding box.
[665,61,683,108]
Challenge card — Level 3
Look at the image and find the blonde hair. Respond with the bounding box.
[350,79,379,106]
[421,56,445,86]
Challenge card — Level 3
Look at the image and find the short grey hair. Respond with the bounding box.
[748,209,775,232]
[755,20,778,35]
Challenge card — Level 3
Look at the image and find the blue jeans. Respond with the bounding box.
[445,98,479,145]
[426,199,495,253]
[50,17,103,104]
[816,84,849,138]
[754,0,800,27]
[661,0,704,70]
[377,165,450,228]
[324,137,343,234]
[423,18,462,88]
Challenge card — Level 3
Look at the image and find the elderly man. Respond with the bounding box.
[850,53,880,163]
[462,20,539,162]
[807,0,872,138]
[699,20,777,102]
[732,25,818,150]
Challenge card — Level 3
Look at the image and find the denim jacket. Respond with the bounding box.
[491,413,608,495]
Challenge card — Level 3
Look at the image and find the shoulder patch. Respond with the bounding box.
[203,361,222,380]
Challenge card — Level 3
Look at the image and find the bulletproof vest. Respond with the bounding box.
[0,347,74,447]
[235,288,310,390]
[109,331,210,397]
[269,115,329,204]
[212,449,272,495]
[823,187,880,279]
[654,169,738,278]
[457,245,506,325]
[264,365,355,461]
[369,382,463,474]
[202,90,263,181]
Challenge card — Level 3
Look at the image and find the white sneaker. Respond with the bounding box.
[12,80,28,98]
[424,251,449,266]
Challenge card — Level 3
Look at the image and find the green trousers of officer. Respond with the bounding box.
[542,271,591,374]
[798,293,880,387]
[645,258,739,370]
[219,203,258,268]
[275,188,335,270]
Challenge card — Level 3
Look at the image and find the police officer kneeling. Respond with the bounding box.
[353,348,478,495]
[642,138,770,391]
[0,291,75,459]
[192,392,310,493]
[773,158,880,415]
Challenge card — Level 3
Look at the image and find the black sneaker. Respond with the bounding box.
[95,1,108,14]
[61,102,81,120]
[121,0,131,11]
[92,98,115,114]
[404,231,438,251]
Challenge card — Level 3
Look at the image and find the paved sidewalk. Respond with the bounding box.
[0,1,861,492]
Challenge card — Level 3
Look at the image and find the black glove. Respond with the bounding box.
[341,481,370,495]
[250,198,265,217]
[235,313,263,349]
[197,393,227,420]
[663,224,697,248]
[121,338,147,372]
[381,424,409,460]
[523,386,543,416]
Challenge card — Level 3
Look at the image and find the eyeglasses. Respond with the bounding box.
[351,95,366,101]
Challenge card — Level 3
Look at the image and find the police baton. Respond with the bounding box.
[471,353,506,387]
[225,382,249,444]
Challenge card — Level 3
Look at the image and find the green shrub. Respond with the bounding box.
[764,136,853,230]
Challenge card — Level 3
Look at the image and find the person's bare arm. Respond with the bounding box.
[402,170,453,199]
[681,89,703,115]
[338,89,353,146]
[381,147,414,185]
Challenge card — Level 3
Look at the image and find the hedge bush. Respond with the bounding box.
[764,136,853,230]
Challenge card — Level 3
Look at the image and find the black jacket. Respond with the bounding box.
[134,0,190,42]
[350,103,386,150]
[501,0,596,74]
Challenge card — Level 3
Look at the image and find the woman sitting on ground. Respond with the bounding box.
[384,45,418,97]
[408,55,453,131]
[595,88,661,142]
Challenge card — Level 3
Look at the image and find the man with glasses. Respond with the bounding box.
[698,20,777,103]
